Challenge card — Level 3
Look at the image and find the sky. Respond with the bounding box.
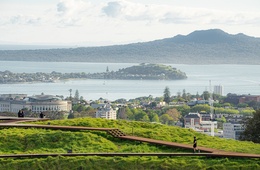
[1,0,260,46]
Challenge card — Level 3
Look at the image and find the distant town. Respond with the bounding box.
[1,83,259,142]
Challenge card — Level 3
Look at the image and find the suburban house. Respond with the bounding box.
[239,95,260,103]
[225,94,260,105]
[184,112,217,133]
[184,113,201,129]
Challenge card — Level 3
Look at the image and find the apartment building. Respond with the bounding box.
[95,103,117,120]
[223,122,245,140]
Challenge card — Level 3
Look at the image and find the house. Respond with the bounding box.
[200,112,212,121]
[225,94,260,105]
[95,103,117,120]
[239,95,260,103]
[200,121,217,132]
[184,112,217,134]
[184,113,201,129]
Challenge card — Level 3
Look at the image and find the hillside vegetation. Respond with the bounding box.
[1,29,260,64]
[106,63,187,80]
[0,118,259,169]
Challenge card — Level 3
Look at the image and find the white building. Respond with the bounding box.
[0,94,72,113]
[200,121,217,131]
[223,123,245,140]
[214,85,224,96]
[95,103,117,120]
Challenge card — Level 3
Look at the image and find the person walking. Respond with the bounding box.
[18,110,24,118]
[17,110,22,118]
[193,136,198,153]
[40,112,45,118]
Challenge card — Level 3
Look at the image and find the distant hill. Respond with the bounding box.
[1,29,260,64]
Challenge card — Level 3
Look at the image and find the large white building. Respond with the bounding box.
[95,103,117,120]
[0,94,72,113]
[223,123,245,140]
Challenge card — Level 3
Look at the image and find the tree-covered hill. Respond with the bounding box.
[106,63,187,80]
[0,117,260,169]
[1,29,260,64]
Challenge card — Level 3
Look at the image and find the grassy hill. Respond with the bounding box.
[0,118,259,170]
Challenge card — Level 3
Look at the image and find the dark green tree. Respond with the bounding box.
[240,110,260,143]
[191,104,210,113]
[134,109,148,121]
[69,89,72,101]
[163,86,171,104]
[125,107,134,120]
[159,114,173,125]
[151,113,160,122]
[74,89,79,102]
[202,91,210,100]
[182,89,187,100]
[174,105,191,117]
[196,92,200,100]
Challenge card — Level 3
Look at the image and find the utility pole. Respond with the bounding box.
[209,80,214,136]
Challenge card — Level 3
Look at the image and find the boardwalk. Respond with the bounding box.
[0,116,259,159]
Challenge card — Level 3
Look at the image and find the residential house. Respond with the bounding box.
[184,113,201,129]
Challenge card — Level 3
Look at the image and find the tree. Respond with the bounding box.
[239,109,254,116]
[191,104,210,113]
[202,91,210,100]
[134,110,148,121]
[163,86,171,104]
[74,89,79,102]
[151,113,160,122]
[240,110,260,143]
[159,114,173,125]
[142,115,150,122]
[196,92,200,100]
[175,105,191,117]
[165,108,181,121]
[125,107,134,120]
[69,89,72,101]
[182,89,187,100]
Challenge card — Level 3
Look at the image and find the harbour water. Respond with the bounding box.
[0,61,259,100]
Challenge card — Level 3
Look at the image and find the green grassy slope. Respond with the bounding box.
[0,118,259,170]
[33,117,260,154]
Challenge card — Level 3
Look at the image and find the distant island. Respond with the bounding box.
[0,64,187,84]
[0,29,260,64]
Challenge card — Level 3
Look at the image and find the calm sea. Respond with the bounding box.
[0,61,259,101]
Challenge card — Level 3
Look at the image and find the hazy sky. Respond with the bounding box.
[1,0,260,46]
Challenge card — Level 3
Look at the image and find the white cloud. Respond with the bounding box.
[101,0,260,26]
[57,0,91,16]
[0,15,42,26]
[102,1,123,17]
[2,0,260,27]
[55,0,93,26]
[1,0,260,44]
